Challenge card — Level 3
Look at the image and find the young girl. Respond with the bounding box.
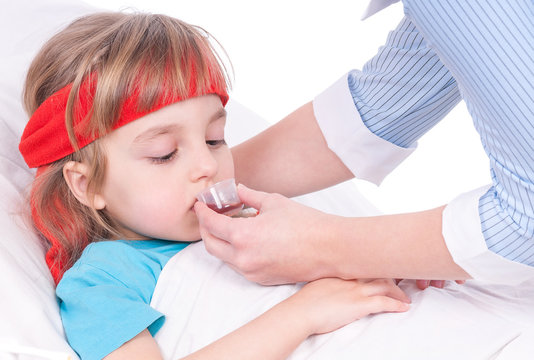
[18,12,410,360]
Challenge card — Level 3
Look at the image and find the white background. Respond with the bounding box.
[83,0,491,214]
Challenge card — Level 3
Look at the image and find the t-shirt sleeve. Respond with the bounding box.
[56,242,165,360]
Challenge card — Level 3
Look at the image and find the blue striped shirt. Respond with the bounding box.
[349,1,534,266]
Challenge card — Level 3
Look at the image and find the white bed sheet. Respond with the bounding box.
[152,242,534,360]
[1,0,533,359]
[1,2,95,359]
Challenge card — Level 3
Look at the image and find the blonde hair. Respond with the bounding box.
[24,12,231,274]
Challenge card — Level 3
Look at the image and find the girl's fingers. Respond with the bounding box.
[363,296,411,315]
[363,279,411,304]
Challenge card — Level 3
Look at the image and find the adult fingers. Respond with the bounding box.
[200,229,235,263]
[430,280,445,288]
[236,184,270,211]
[416,279,449,290]
[416,279,430,290]
[194,201,235,242]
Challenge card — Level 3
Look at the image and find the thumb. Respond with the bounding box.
[237,183,269,210]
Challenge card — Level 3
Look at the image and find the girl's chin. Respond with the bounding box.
[172,229,202,243]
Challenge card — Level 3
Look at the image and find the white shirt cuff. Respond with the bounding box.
[312,73,416,185]
[442,185,534,285]
[361,0,401,20]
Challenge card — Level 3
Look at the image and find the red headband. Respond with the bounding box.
[20,73,228,285]
[19,74,229,168]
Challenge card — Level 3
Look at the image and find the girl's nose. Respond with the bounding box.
[190,144,218,181]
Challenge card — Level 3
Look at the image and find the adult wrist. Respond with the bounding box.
[309,213,352,280]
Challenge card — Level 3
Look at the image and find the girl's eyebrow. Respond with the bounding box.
[210,108,227,123]
[133,124,180,144]
[133,107,227,144]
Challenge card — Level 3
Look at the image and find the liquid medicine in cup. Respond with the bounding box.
[196,179,244,217]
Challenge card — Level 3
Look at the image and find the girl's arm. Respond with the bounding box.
[104,329,163,360]
[105,278,410,360]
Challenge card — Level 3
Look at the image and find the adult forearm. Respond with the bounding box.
[196,186,471,285]
[323,206,471,281]
[232,102,353,197]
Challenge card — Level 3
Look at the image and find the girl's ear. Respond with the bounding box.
[63,161,106,210]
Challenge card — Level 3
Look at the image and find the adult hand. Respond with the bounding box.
[195,184,471,286]
[194,184,335,285]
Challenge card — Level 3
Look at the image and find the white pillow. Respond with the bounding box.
[0,2,97,358]
[0,1,378,358]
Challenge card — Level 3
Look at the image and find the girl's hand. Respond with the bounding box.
[287,278,411,335]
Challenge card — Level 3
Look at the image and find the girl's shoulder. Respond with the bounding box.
[56,240,177,360]
[78,240,157,270]
[58,240,188,294]
[80,239,188,268]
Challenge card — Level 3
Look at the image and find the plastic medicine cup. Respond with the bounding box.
[196,178,244,216]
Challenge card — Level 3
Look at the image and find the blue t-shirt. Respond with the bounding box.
[56,239,189,360]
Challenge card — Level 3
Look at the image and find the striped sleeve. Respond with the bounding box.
[313,16,460,185]
[403,0,534,281]
[351,16,461,149]
[315,2,534,282]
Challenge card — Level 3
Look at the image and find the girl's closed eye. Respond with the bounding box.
[206,139,227,147]
[150,149,178,164]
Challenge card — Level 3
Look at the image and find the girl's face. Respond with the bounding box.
[97,94,233,241]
